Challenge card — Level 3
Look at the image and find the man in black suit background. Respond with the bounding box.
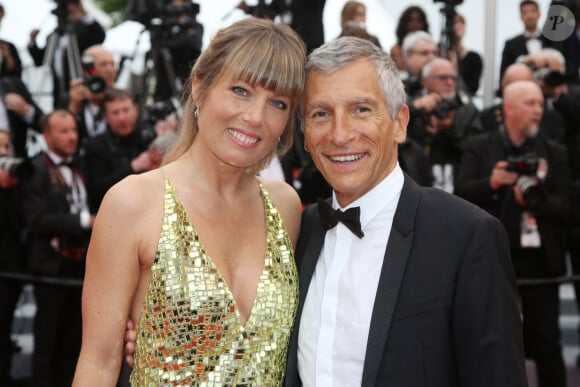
[286,37,527,386]
[0,76,44,158]
[21,109,95,387]
[455,81,571,387]
[500,0,545,83]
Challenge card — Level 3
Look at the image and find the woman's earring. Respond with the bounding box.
[194,104,200,118]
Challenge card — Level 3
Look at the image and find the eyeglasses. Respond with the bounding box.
[411,49,438,56]
[429,74,458,82]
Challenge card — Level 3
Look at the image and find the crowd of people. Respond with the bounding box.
[0,0,579,386]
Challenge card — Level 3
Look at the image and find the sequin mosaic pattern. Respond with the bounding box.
[130,179,299,386]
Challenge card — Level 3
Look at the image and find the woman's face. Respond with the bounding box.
[454,19,465,41]
[0,132,10,156]
[353,5,366,23]
[193,74,291,170]
[406,11,424,32]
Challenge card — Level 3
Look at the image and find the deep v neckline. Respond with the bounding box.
[167,179,269,329]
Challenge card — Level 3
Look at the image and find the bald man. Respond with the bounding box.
[480,63,565,142]
[456,81,572,387]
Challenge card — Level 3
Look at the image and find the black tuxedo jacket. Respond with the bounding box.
[20,153,89,278]
[285,176,527,387]
[0,77,44,157]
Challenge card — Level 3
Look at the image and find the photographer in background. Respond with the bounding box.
[407,57,483,192]
[67,45,116,153]
[28,0,105,109]
[0,128,26,385]
[455,80,572,387]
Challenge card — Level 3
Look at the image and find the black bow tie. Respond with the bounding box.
[317,198,364,238]
[58,161,75,168]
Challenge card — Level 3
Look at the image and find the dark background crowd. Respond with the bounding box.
[0,0,579,386]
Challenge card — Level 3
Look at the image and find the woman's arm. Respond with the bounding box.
[72,177,147,386]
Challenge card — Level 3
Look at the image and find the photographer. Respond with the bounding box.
[149,0,203,101]
[407,57,483,192]
[0,129,26,385]
[455,81,572,387]
[28,0,105,109]
[67,45,116,152]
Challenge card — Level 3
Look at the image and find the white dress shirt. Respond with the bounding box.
[298,164,404,386]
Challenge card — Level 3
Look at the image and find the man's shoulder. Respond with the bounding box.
[504,34,526,47]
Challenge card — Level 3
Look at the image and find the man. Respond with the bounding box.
[68,45,118,149]
[499,0,545,83]
[124,37,527,386]
[400,30,438,97]
[84,88,155,212]
[21,109,95,387]
[28,0,105,108]
[407,57,483,192]
[0,76,44,157]
[285,37,526,386]
[455,81,571,387]
[0,129,26,385]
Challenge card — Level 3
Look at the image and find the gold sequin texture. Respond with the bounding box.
[130,179,298,386]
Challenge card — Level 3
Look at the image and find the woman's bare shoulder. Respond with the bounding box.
[258,178,302,245]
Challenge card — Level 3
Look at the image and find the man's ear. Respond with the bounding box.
[394,104,409,144]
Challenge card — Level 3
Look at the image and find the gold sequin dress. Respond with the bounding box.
[130,179,298,386]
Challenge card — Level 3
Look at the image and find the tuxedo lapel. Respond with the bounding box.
[285,203,326,387]
[361,176,421,386]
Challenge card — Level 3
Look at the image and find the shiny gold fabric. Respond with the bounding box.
[130,179,298,386]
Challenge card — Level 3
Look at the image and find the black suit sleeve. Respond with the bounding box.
[453,214,527,386]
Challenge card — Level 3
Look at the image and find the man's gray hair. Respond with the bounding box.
[402,31,435,57]
[305,37,407,119]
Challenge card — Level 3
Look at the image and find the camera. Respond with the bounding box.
[506,154,539,176]
[0,157,34,179]
[81,54,107,94]
[145,100,176,125]
[506,153,546,209]
[530,65,567,87]
[433,96,462,119]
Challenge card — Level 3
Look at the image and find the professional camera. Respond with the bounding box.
[0,157,34,179]
[145,100,176,125]
[506,153,546,209]
[81,53,107,94]
[433,96,462,119]
[531,66,567,87]
[506,153,539,176]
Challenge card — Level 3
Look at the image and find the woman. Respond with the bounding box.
[390,6,430,70]
[339,1,381,47]
[72,17,306,386]
[451,12,483,96]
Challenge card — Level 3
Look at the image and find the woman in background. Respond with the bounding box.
[390,5,430,70]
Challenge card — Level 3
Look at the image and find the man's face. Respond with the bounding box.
[520,3,540,31]
[0,132,10,156]
[405,39,437,76]
[505,83,544,138]
[44,113,79,158]
[422,60,457,99]
[303,58,408,207]
[104,97,138,137]
[91,50,117,87]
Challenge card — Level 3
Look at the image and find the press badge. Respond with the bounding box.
[520,211,541,248]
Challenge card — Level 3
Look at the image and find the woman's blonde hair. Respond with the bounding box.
[164,17,306,174]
